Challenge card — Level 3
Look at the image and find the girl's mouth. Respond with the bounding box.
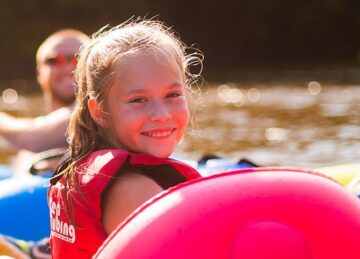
[141,128,176,139]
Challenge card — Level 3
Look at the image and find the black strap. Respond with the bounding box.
[111,158,186,190]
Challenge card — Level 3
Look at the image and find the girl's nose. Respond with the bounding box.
[149,101,172,122]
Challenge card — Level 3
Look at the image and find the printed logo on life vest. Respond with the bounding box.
[50,198,76,243]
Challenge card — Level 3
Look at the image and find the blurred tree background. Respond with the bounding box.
[1,0,360,91]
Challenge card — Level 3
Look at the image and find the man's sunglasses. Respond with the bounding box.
[44,55,77,66]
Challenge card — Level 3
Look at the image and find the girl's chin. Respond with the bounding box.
[124,148,173,159]
[146,148,174,159]
[148,152,172,159]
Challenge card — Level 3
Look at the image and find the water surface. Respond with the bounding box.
[178,83,360,169]
[0,83,359,169]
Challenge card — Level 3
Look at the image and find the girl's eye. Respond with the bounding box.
[129,97,147,103]
[166,92,182,98]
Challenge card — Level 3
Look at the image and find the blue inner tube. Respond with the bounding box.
[0,175,50,241]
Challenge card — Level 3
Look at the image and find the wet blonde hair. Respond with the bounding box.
[53,19,203,193]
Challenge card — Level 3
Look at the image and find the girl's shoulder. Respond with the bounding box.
[101,163,164,234]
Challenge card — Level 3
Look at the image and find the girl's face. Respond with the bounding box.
[104,51,189,158]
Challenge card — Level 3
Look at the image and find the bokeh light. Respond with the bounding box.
[308,81,322,96]
[217,84,244,106]
[2,88,18,104]
[247,88,261,103]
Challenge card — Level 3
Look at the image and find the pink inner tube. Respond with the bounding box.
[95,167,360,259]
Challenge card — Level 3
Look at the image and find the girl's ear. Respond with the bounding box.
[88,97,108,128]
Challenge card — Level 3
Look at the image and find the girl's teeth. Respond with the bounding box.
[146,130,172,138]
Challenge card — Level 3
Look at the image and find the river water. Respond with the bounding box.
[178,82,360,169]
[0,82,359,169]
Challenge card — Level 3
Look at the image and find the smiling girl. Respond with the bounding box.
[48,20,203,258]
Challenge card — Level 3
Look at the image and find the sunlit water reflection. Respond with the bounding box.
[0,83,359,169]
[178,83,360,168]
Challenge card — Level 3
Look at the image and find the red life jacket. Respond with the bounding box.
[48,149,201,258]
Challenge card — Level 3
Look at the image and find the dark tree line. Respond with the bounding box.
[1,0,360,82]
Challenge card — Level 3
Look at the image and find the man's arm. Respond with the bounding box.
[0,107,71,152]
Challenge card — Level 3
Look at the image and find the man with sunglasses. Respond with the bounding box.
[0,29,89,259]
[0,29,89,154]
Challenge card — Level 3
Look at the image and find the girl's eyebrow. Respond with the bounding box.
[167,82,183,90]
[125,82,183,95]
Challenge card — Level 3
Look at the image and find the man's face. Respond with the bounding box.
[37,37,83,108]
